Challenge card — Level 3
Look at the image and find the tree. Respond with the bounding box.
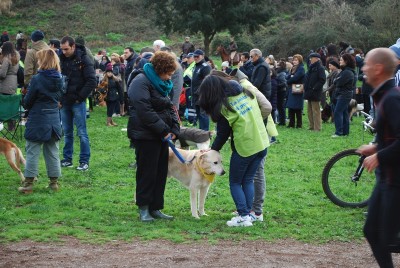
[0,0,12,15]
[144,0,269,56]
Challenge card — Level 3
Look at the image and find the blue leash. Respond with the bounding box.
[163,135,194,164]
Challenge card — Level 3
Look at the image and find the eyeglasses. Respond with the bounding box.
[250,55,256,58]
[193,55,200,58]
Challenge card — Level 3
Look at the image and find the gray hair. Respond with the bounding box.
[250,49,262,57]
[153,39,165,48]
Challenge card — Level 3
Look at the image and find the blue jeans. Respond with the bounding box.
[195,105,210,131]
[229,148,267,217]
[60,102,90,164]
[334,98,350,135]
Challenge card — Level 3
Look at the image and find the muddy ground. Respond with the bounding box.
[2,237,400,267]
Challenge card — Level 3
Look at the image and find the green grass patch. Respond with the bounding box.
[0,105,373,244]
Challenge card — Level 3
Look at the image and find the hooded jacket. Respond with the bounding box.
[24,40,49,86]
[23,70,63,142]
[0,54,20,94]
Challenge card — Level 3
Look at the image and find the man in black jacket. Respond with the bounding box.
[191,49,211,131]
[304,53,326,131]
[238,52,254,78]
[250,48,271,100]
[357,47,400,268]
[59,36,97,171]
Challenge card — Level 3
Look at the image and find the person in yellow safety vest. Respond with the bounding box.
[183,53,195,88]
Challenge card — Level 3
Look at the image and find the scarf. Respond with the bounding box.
[38,69,62,78]
[143,63,173,97]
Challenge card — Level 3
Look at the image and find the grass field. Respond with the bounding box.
[0,104,374,244]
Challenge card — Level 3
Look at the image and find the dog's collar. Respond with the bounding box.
[195,157,215,183]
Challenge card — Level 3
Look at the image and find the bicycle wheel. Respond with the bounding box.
[322,149,375,208]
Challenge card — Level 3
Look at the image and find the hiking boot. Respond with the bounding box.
[60,159,73,168]
[18,177,34,194]
[150,210,174,220]
[48,177,59,191]
[76,163,89,171]
[226,215,253,227]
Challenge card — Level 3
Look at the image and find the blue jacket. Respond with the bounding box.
[286,64,305,109]
[239,60,254,78]
[24,70,63,142]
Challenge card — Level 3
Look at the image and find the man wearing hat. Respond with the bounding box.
[24,30,49,88]
[389,38,400,86]
[304,52,326,131]
[191,49,211,131]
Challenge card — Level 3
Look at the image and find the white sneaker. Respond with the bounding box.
[249,211,264,222]
[226,215,253,227]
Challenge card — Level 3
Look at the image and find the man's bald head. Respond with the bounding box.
[362,48,398,88]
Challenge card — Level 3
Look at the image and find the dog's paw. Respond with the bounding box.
[192,214,200,219]
[199,212,208,217]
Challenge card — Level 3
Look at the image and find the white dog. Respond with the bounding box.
[168,148,225,218]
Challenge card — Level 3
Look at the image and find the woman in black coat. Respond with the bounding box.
[332,53,356,137]
[128,51,179,222]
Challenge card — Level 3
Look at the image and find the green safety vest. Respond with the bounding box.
[183,61,195,79]
[221,92,268,157]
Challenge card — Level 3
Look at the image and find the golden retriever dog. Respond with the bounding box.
[0,137,26,183]
[168,148,225,218]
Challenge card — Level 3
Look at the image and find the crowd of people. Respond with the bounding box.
[2,28,400,266]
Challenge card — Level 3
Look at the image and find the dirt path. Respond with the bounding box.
[2,238,400,267]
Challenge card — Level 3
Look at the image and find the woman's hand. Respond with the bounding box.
[164,133,176,140]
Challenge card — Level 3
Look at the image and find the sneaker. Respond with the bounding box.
[76,163,89,171]
[331,134,341,138]
[226,215,253,227]
[60,159,73,168]
[249,211,264,222]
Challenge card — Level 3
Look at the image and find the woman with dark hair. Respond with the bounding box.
[0,41,20,95]
[128,51,179,222]
[198,75,268,227]
[332,53,356,137]
[0,41,20,131]
[286,54,305,128]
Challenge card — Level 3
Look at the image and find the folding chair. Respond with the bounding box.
[0,94,24,140]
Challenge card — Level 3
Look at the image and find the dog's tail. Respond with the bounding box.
[16,147,26,166]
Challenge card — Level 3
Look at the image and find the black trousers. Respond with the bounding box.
[364,178,400,268]
[135,139,169,211]
[288,108,302,128]
[277,90,286,125]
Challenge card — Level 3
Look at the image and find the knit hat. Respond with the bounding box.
[105,63,113,72]
[31,30,45,42]
[389,38,400,59]
[328,60,340,69]
[193,49,204,56]
[309,52,320,59]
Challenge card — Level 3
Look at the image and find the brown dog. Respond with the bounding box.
[0,137,26,183]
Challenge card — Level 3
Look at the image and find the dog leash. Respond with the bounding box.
[163,135,195,164]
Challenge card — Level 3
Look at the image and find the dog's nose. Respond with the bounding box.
[221,170,226,175]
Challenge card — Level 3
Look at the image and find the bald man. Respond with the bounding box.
[357,48,400,268]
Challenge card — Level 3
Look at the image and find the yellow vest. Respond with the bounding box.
[221,92,268,157]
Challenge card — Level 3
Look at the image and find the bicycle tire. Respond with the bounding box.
[322,148,375,208]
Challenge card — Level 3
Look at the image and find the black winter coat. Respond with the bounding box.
[250,58,271,99]
[334,67,356,100]
[127,73,180,141]
[59,44,97,105]
[372,79,400,186]
[304,61,326,101]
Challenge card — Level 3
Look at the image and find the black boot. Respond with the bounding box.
[150,210,174,220]
[139,206,154,222]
